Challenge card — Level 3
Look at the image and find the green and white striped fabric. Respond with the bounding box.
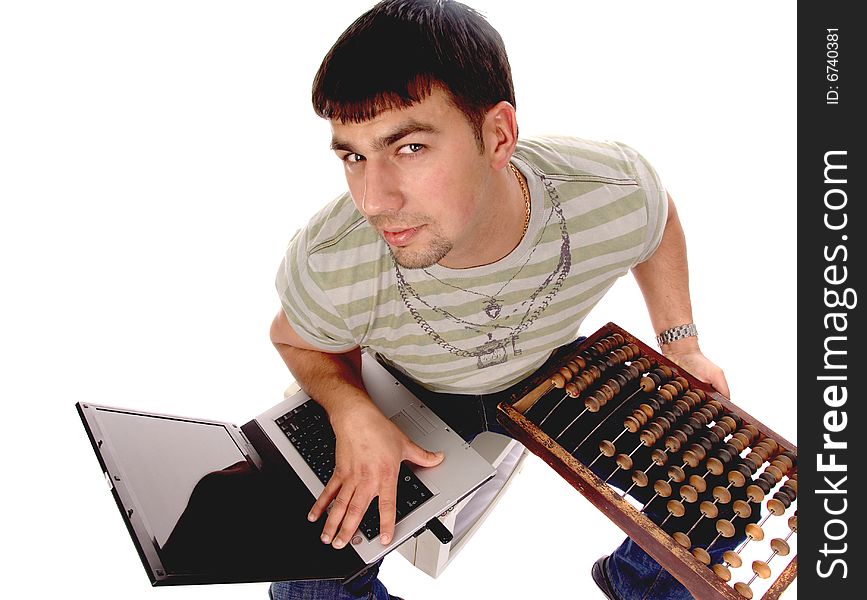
[276,136,667,394]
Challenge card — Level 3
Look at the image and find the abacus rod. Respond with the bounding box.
[554,405,589,439]
[538,392,571,426]
[570,399,633,453]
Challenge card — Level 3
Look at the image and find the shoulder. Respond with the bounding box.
[515,136,647,185]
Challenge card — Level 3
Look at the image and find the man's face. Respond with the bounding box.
[330,87,492,269]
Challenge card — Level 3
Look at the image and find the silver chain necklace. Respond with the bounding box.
[393,173,571,368]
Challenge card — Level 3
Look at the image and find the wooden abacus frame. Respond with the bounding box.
[496,322,797,600]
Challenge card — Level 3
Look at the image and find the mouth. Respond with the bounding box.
[381,225,424,247]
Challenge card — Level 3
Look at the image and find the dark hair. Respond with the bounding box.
[312,0,515,146]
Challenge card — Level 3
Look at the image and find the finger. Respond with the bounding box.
[309,475,341,522]
[333,485,376,549]
[377,477,398,545]
[321,485,356,546]
[711,370,730,398]
[404,443,445,467]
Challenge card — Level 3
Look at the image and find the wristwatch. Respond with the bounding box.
[656,323,698,347]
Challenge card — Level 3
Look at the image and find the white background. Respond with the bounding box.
[1,1,796,598]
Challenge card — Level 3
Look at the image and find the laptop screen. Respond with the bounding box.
[85,405,364,584]
[95,409,249,547]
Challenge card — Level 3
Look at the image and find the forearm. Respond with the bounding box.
[632,193,699,355]
[273,342,378,427]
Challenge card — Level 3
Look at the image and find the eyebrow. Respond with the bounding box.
[330,120,439,153]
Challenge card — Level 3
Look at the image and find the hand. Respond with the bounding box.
[308,404,444,549]
[663,344,730,398]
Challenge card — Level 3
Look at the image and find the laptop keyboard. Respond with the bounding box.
[276,399,434,541]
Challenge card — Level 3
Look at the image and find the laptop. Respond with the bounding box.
[76,352,497,586]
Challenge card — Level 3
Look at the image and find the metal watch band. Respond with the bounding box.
[655,323,698,347]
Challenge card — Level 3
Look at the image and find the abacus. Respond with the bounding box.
[496,323,797,600]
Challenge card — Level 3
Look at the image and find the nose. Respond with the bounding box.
[358,160,403,217]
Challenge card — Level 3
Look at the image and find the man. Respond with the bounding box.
[269,1,729,598]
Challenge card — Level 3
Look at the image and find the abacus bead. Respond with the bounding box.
[779,485,797,502]
[661,383,679,397]
[768,494,792,508]
[745,523,765,541]
[733,463,754,479]
[732,500,752,518]
[755,478,772,494]
[681,448,702,467]
[615,454,634,470]
[665,436,683,454]
[771,538,791,556]
[727,470,746,487]
[716,519,736,538]
[612,333,625,345]
[654,480,673,497]
[608,379,622,395]
[624,416,642,433]
[672,532,691,549]
[668,466,686,482]
[766,464,785,481]
[759,472,778,487]
[700,500,719,519]
[565,382,581,397]
[703,431,721,446]
[551,372,567,388]
[713,486,732,504]
[752,560,772,579]
[692,547,711,565]
[690,413,708,428]
[573,356,587,370]
[669,380,685,395]
[639,376,656,393]
[688,475,708,494]
[712,563,732,582]
[734,582,754,599]
[724,550,743,568]
[707,457,725,475]
[721,442,739,457]
[585,397,602,412]
[640,430,658,447]
[632,470,649,487]
[600,384,616,400]
[659,365,673,378]
[667,499,686,517]
[638,403,655,418]
[784,479,798,494]
[651,448,669,465]
[558,366,573,380]
[746,485,766,503]
[599,440,617,457]
[657,388,673,403]
[648,373,662,387]
[788,516,797,532]
[719,415,738,433]
[680,485,698,503]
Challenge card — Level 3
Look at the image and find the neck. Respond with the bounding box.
[437,162,529,269]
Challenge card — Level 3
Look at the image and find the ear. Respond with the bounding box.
[481,101,519,170]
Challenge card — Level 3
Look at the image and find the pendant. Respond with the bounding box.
[476,338,508,369]
[483,298,502,319]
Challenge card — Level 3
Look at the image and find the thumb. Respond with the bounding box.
[404,442,445,467]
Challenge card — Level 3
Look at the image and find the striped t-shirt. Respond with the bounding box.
[276,136,668,394]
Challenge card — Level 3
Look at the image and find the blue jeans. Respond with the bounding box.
[269,560,391,600]
[271,340,727,599]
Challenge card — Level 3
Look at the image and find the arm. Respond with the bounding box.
[631,193,730,397]
[270,309,443,548]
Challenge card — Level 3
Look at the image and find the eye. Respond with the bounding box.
[341,152,365,163]
[397,143,424,155]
